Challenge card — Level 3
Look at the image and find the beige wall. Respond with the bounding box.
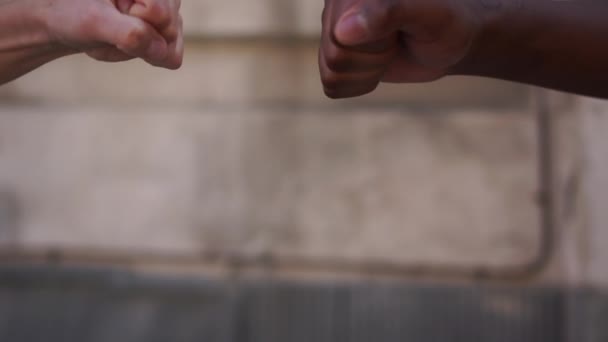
[2,0,606,286]
[560,97,608,287]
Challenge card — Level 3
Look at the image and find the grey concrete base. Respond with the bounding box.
[0,265,603,342]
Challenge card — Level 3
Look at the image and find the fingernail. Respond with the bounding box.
[147,40,168,61]
[335,12,368,46]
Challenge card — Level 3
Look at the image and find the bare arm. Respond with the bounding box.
[320,0,608,99]
[455,0,608,99]
[0,0,182,85]
[0,0,69,84]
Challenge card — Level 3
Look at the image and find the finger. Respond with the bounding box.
[116,0,133,14]
[90,8,169,64]
[153,14,183,69]
[322,35,397,73]
[322,70,382,98]
[129,0,174,32]
[322,2,397,68]
[319,49,383,98]
[324,82,380,99]
[319,2,386,98]
[334,0,452,46]
[169,14,184,68]
[86,46,136,62]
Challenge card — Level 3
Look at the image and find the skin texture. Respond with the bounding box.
[320,0,608,99]
[0,0,182,85]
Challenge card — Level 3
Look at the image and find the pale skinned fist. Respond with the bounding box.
[40,0,183,69]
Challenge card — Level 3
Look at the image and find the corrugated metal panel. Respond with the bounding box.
[0,266,601,342]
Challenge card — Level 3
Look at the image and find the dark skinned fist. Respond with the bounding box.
[319,0,480,99]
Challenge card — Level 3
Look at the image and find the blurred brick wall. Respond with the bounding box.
[1,0,605,286]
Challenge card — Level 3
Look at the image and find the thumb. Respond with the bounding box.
[90,7,169,63]
[334,10,370,46]
[334,2,408,47]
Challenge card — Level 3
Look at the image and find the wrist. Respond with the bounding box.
[449,0,525,77]
[2,0,76,58]
[33,0,80,57]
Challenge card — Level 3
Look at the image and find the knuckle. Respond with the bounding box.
[163,15,183,44]
[372,0,401,25]
[324,44,353,72]
[121,23,148,51]
[147,1,172,26]
[320,68,343,89]
[323,88,343,99]
[163,26,179,42]
[166,54,183,70]
[161,13,182,42]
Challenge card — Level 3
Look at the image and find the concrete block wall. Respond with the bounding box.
[550,95,608,288]
[0,0,605,289]
[2,2,608,341]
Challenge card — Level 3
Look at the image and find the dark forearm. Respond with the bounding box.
[454,0,608,98]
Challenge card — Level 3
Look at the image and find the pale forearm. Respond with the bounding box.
[0,0,73,85]
[0,45,75,85]
[0,0,182,85]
